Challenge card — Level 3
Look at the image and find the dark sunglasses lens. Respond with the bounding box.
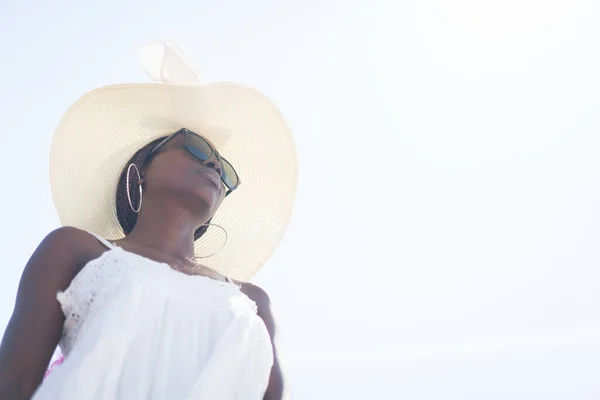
[186,134,213,160]
[220,159,239,190]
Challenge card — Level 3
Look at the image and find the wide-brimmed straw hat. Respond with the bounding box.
[49,40,298,281]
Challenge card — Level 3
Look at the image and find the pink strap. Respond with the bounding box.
[44,354,65,379]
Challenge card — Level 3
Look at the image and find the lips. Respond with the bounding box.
[197,167,222,190]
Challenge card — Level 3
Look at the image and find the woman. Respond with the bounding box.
[0,41,297,399]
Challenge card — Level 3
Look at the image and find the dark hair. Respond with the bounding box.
[115,137,210,240]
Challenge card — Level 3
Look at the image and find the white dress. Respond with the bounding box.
[33,233,274,400]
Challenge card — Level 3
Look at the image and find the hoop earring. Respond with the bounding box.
[195,223,228,259]
[126,163,143,213]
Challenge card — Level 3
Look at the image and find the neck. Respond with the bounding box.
[125,197,207,260]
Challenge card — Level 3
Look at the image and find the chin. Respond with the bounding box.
[192,190,222,214]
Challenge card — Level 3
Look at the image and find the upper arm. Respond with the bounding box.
[0,227,90,398]
[243,283,285,400]
[245,283,276,336]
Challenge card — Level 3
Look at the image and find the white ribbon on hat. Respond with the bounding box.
[136,40,233,148]
[138,40,203,86]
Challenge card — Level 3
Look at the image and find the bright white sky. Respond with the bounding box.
[1,0,600,398]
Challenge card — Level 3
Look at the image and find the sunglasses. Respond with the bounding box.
[148,128,240,196]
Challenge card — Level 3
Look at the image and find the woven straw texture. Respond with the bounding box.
[50,81,297,281]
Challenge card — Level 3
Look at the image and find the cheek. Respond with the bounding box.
[147,155,193,184]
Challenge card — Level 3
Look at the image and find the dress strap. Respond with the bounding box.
[87,231,116,250]
[225,276,240,287]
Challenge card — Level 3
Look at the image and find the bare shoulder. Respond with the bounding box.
[42,225,101,248]
[238,282,277,335]
[41,225,98,251]
[37,226,106,270]
[239,282,271,310]
[22,226,111,296]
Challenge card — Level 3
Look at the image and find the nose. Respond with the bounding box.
[204,155,222,177]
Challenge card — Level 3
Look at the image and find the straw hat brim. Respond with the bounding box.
[50,82,298,281]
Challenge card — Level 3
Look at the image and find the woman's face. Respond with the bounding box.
[142,134,226,221]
